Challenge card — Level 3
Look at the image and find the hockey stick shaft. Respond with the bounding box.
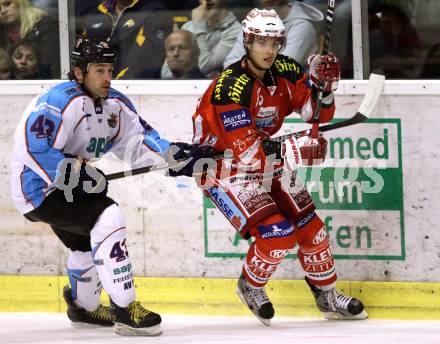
[272,72,385,143]
[106,153,225,181]
[107,73,384,181]
[311,0,336,138]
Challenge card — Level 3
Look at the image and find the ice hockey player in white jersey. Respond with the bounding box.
[10,38,194,336]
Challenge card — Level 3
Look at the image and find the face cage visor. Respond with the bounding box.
[243,32,286,54]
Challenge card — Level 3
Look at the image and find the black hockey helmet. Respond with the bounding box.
[70,38,117,73]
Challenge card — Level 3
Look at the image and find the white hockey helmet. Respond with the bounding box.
[242,8,286,48]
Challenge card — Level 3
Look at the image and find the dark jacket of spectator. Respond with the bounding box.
[23,14,59,78]
[75,0,116,40]
[109,0,173,79]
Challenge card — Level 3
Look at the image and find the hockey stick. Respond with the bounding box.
[270,72,385,143]
[106,152,224,181]
[107,73,384,181]
[311,0,336,139]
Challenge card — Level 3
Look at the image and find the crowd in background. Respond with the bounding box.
[0,0,439,80]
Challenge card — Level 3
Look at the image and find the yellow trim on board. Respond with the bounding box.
[1,276,439,319]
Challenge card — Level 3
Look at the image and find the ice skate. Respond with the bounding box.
[236,274,275,326]
[63,286,113,327]
[306,278,368,320]
[110,299,162,336]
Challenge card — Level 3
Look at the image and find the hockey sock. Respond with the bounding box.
[90,204,135,307]
[67,250,101,311]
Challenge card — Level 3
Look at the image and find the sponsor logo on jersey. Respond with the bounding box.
[296,211,316,228]
[70,274,92,283]
[63,86,81,97]
[237,185,273,215]
[214,69,233,101]
[227,73,252,103]
[312,226,328,245]
[107,112,119,128]
[257,220,295,239]
[256,106,278,128]
[220,108,252,132]
[269,249,293,259]
[113,272,134,283]
[208,186,246,230]
[250,256,277,273]
[303,247,333,264]
[274,58,300,74]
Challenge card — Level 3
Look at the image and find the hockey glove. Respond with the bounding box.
[262,139,282,160]
[283,135,328,170]
[58,154,108,199]
[167,143,217,177]
[308,53,341,92]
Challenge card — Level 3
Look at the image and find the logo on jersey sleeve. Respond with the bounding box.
[220,108,252,132]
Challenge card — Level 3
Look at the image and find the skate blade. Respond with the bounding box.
[236,287,271,327]
[114,323,162,336]
[323,309,368,320]
[70,321,113,328]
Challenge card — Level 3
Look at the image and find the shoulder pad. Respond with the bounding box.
[108,88,137,114]
[211,65,254,107]
[272,54,305,84]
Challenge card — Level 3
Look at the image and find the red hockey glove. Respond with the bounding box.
[308,53,340,92]
[282,134,328,170]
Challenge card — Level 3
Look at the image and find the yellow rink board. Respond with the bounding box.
[1,276,439,319]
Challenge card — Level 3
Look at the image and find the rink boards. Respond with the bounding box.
[0,80,440,318]
[1,275,440,320]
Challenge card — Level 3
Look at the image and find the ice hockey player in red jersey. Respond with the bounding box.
[170,8,368,325]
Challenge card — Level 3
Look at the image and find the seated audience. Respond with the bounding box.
[11,40,41,80]
[369,2,422,79]
[0,0,59,78]
[161,0,241,79]
[0,47,12,79]
[11,39,40,79]
[163,30,207,79]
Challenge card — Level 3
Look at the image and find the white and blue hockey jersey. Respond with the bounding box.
[11,81,170,214]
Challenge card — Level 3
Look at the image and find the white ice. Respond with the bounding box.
[0,313,439,344]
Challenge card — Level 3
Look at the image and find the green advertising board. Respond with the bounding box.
[203,118,404,260]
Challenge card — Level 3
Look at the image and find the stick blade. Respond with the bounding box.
[358,73,385,117]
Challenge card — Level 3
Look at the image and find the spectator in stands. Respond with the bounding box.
[224,0,323,68]
[0,47,11,79]
[110,0,173,79]
[0,0,59,78]
[419,43,440,79]
[10,39,40,79]
[369,2,422,79]
[163,30,207,79]
[75,0,132,40]
[161,0,241,79]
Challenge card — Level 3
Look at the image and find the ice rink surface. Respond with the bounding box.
[0,313,439,344]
